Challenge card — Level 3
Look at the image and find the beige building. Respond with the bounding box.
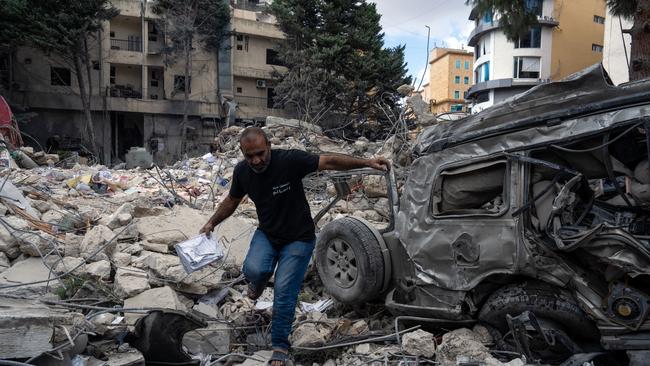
[0,0,291,164]
[230,2,290,121]
[426,48,474,114]
[467,0,606,113]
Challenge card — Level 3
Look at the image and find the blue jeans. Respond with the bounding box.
[242,230,315,350]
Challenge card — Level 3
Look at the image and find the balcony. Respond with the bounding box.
[465,78,546,99]
[109,85,142,99]
[467,16,559,47]
[111,38,142,52]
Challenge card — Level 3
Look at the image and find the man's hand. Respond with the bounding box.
[199,221,215,238]
[367,156,391,171]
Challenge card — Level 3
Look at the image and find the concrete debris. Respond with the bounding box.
[0,123,540,365]
[402,329,436,358]
[114,267,150,298]
[0,297,84,358]
[123,285,186,324]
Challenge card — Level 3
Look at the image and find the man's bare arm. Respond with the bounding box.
[199,195,243,236]
[318,154,390,172]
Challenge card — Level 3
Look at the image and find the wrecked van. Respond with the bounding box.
[314,65,650,362]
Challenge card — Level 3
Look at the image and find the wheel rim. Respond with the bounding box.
[325,238,358,289]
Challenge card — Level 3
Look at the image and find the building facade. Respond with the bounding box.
[603,8,632,85]
[466,0,606,113]
[426,48,474,114]
[0,0,291,165]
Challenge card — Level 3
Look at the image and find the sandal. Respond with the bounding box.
[268,350,292,366]
[247,282,265,301]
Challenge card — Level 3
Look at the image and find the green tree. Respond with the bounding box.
[0,0,119,158]
[466,0,650,81]
[269,0,411,132]
[152,0,230,153]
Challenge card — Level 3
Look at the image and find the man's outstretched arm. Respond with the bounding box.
[318,154,390,172]
[199,195,243,236]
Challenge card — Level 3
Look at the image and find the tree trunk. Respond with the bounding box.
[74,52,99,159]
[628,0,650,81]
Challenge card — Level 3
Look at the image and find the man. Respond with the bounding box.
[200,127,389,366]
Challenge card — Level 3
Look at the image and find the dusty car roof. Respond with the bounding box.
[415,64,650,155]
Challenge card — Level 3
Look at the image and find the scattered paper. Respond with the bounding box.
[175,234,224,273]
[300,298,334,313]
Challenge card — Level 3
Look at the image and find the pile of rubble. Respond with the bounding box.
[0,118,523,365]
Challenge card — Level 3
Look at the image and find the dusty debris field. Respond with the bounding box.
[0,121,537,366]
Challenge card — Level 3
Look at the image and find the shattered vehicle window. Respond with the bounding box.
[433,160,508,215]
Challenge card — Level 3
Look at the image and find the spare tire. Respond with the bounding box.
[315,217,385,304]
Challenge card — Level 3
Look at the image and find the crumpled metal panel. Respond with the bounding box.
[396,70,650,290]
[414,64,650,155]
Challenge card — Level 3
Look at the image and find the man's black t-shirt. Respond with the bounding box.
[229,149,319,246]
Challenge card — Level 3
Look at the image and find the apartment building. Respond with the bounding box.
[229,0,290,122]
[426,48,474,114]
[466,0,606,113]
[0,0,291,165]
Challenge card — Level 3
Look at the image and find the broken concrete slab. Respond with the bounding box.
[106,203,135,230]
[106,349,145,366]
[80,224,115,262]
[114,267,150,298]
[0,257,59,296]
[266,116,323,134]
[402,329,435,358]
[64,233,83,257]
[437,328,499,365]
[18,231,58,257]
[290,323,327,347]
[140,241,169,253]
[0,297,84,358]
[182,322,231,355]
[124,286,186,325]
[85,259,111,280]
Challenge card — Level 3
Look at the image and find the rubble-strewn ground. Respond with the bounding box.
[0,120,526,365]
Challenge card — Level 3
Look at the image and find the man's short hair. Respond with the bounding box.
[239,126,269,145]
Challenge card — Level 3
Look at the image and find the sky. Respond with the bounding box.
[370,0,474,89]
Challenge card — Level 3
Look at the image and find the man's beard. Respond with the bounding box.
[249,151,271,173]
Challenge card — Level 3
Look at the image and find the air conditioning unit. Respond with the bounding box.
[256,79,267,88]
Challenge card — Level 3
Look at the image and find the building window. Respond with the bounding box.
[515,25,541,48]
[92,61,100,70]
[482,11,493,25]
[236,34,244,42]
[594,15,605,24]
[109,65,116,84]
[592,44,604,52]
[236,87,242,93]
[464,76,469,84]
[454,90,460,99]
[513,56,541,78]
[455,59,461,69]
[110,31,115,38]
[236,45,243,51]
[173,75,191,93]
[454,76,461,84]
[524,0,543,16]
[476,61,490,83]
[450,104,463,112]
[464,61,470,70]
[50,67,71,86]
[266,49,282,66]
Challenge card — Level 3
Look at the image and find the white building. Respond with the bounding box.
[466,0,606,113]
[603,9,632,85]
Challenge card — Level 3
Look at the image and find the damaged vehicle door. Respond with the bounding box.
[314,64,650,363]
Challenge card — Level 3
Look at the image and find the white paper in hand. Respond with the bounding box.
[175,234,224,273]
